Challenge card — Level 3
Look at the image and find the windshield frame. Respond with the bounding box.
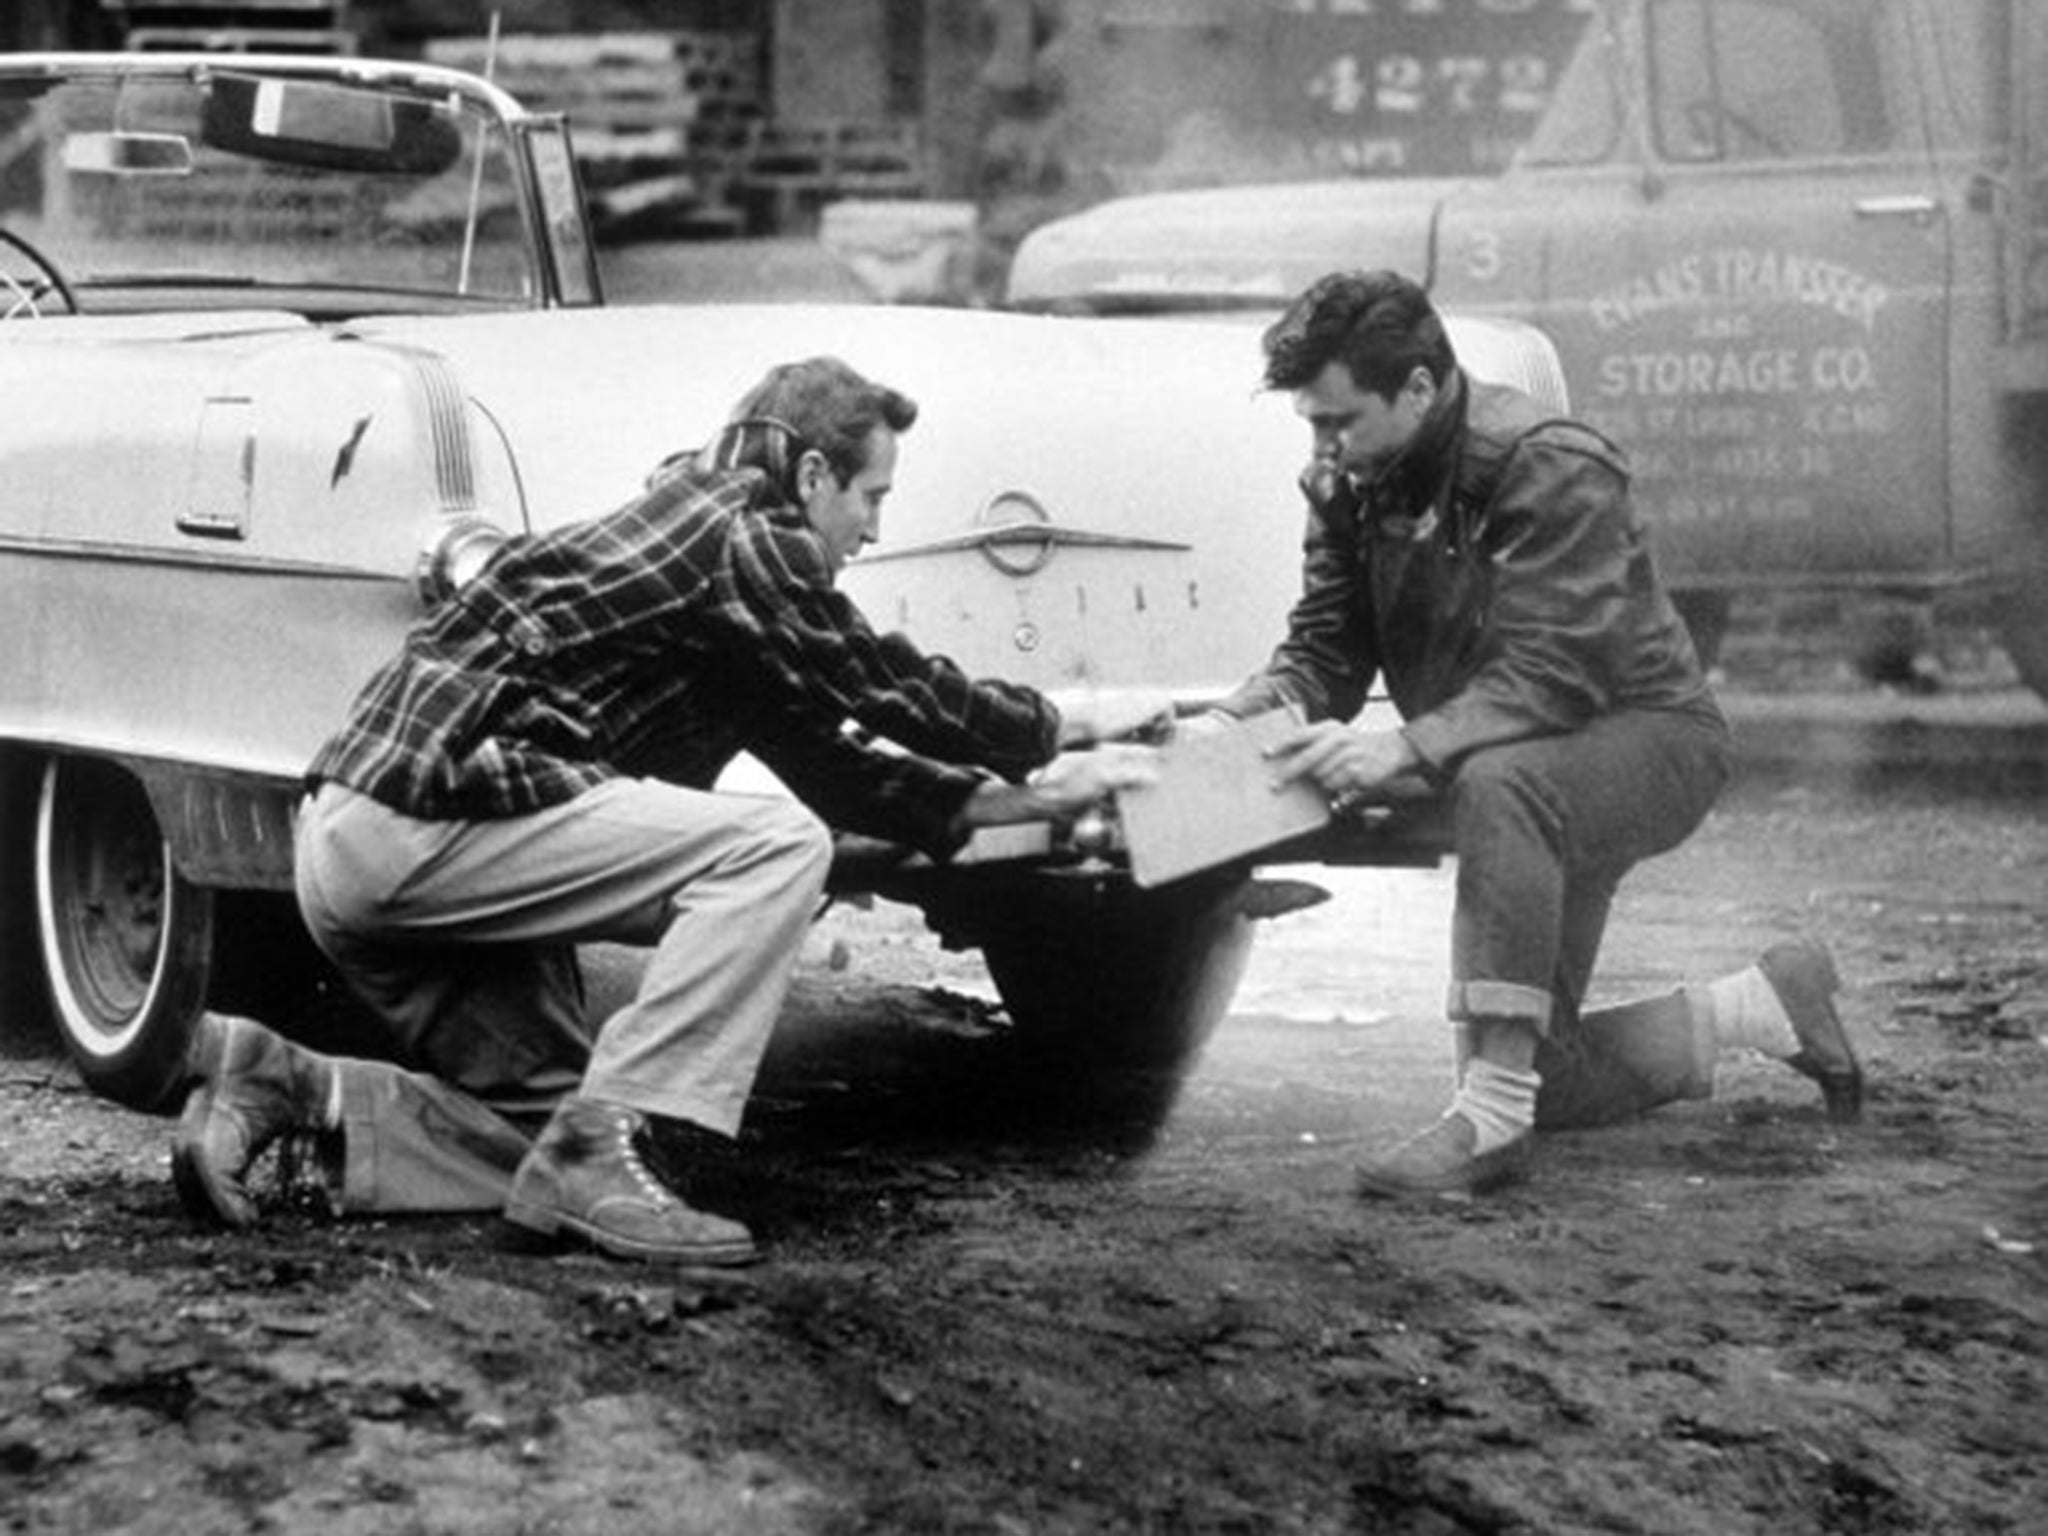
[0,51,598,319]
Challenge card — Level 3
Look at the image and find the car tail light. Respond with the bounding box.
[414,515,509,606]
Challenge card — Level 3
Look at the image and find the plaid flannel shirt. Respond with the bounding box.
[306,463,1059,857]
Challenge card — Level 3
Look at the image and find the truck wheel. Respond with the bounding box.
[966,869,1257,1124]
[35,757,214,1112]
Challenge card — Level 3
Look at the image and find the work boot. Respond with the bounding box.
[173,1013,337,1229]
[502,1096,757,1266]
[1355,1111,1534,1201]
[1758,939,1864,1123]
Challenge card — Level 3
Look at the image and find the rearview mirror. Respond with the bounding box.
[62,131,195,176]
[202,73,462,175]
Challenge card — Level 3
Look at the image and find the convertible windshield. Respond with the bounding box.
[0,61,541,314]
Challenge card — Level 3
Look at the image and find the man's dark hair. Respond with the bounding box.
[1261,270,1458,401]
[719,356,918,491]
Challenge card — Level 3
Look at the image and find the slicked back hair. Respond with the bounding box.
[1261,270,1458,403]
[712,356,918,495]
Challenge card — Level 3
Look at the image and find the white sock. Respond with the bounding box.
[1700,967,1799,1058]
[323,1069,344,1131]
[1450,1058,1540,1154]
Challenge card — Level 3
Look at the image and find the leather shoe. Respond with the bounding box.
[173,1014,336,1228]
[1355,1111,1533,1201]
[1758,940,1863,1123]
[503,1096,757,1266]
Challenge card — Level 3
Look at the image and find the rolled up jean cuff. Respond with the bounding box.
[1446,980,1555,1034]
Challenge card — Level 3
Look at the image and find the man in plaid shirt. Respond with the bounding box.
[171,356,1156,1265]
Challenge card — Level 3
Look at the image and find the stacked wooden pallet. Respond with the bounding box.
[424,30,764,237]
[424,30,930,239]
[104,0,358,53]
[732,120,928,234]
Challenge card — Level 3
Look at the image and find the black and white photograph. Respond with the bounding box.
[1,2,2042,1530]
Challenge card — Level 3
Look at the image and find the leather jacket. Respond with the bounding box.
[1217,369,1722,776]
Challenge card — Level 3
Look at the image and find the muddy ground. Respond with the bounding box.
[3,683,2046,1535]
[4,244,2045,1533]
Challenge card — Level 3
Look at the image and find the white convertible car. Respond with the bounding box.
[0,51,1566,1112]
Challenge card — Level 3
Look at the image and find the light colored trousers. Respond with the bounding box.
[293,779,833,1214]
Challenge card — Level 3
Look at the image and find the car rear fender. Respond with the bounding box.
[0,320,526,884]
[354,304,1562,713]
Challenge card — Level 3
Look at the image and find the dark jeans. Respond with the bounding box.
[1444,703,1734,1127]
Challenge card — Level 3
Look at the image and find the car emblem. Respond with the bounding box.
[859,490,1191,578]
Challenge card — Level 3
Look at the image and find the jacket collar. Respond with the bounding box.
[1348,367,1467,542]
[1366,366,1466,504]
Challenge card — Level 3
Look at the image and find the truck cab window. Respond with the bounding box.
[1647,0,1893,163]
[1517,13,1625,167]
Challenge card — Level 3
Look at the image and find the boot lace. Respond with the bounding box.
[614,1115,681,1208]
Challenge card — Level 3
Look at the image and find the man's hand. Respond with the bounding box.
[1029,743,1159,813]
[1170,708,1237,742]
[956,744,1160,831]
[1047,688,1175,747]
[1264,721,1429,810]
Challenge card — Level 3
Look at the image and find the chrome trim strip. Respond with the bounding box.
[335,337,480,512]
[173,511,249,541]
[0,530,393,581]
[408,351,479,510]
[860,526,1193,564]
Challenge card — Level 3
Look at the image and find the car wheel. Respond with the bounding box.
[35,757,214,1112]
[964,869,1257,1125]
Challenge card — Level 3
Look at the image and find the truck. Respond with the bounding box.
[1008,0,2048,694]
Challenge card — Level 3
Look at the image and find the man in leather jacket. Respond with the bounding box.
[1205,271,1863,1198]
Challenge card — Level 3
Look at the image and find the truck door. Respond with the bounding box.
[1434,0,1955,592]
